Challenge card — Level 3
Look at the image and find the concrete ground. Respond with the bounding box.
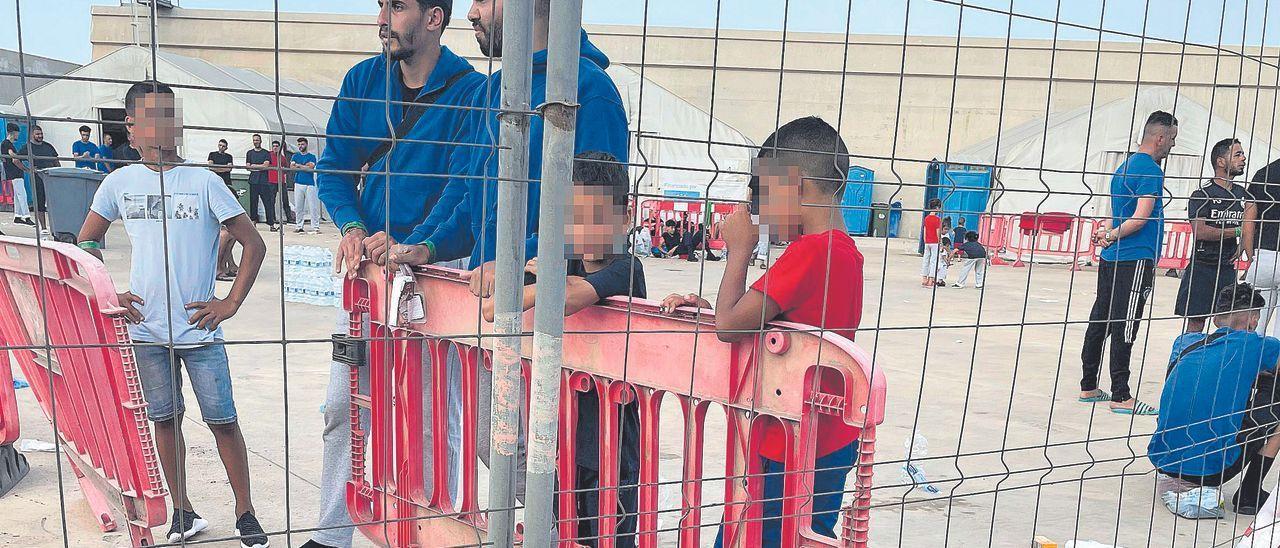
[0,216,1266,548]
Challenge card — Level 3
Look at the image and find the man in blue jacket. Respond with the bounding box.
[307,1,483,547]
[390,0,631,296]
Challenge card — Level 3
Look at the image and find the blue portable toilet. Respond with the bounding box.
[919,160,993,253]
[841,166,875,236]
[888,201,902,238]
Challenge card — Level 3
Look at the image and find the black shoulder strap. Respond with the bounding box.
[363,68,475,170]
[1167,331,1230,377]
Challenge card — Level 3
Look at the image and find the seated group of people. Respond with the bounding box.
[636,218,721,261]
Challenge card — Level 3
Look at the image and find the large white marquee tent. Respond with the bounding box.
[952,86,1280,220]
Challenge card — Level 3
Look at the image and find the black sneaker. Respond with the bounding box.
[1234,488,1271,515]
[300,540,337,548]
[13,216,33,226]
[235,512,269,548]
[166,508,208,542]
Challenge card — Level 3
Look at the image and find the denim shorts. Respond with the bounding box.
[132,342,238,424]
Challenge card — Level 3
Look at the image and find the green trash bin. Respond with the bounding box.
[869,202,891,237]
[230,172,251,213]
[41,167,106,244]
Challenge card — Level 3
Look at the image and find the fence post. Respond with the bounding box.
[489,0,533,544]
[524,0,583,545]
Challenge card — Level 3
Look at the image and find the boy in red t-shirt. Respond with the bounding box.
[661,116,864,547]
[921,199,943,286]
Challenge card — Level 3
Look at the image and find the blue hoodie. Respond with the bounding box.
[317,46,485,242]
[411,31,630,267]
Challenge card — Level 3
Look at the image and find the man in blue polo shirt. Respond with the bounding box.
[306,1,483,547]
[289,137,320,234]
[1150,283,1280,515]
[1079,110,1176,416]
[71,125,99,170]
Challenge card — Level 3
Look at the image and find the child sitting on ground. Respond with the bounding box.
[660,116,864,546]
[1149,283,1280,516]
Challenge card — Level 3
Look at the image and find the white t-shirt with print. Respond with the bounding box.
[91,164,245,344]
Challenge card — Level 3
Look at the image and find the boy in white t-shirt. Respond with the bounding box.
[76,81,269,548]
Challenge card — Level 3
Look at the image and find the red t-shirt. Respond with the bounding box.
[749,229,864,461]
[268,152,284,185]
[923,213,941,244]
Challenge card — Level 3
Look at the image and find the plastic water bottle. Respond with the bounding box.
[901,433,940,494]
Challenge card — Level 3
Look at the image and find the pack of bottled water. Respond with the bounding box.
[283,246,342,308]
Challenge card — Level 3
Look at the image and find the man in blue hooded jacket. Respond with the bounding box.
[306,1,484,547]
[389,0,631,290]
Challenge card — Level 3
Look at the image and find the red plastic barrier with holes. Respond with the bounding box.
[0,348,16,448]
[0,237,167,545]
[640,199,736,250]
[1003,212,1100,271]
[1158,221,1195,271]
[343,262,887,547]
[976,214,1011,265]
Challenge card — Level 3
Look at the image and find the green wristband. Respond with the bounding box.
[1236,226,1243,238]
[342,221,367,235]
[77,240,102,250]
[424,240,437,260]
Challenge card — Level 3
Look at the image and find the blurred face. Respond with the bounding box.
[297,140,308,152]
[378,0,439,62]
[468,0,503,57]
[1219,143,1247,178]
[567,181,628,261]
[79,130,91,142]
[127,93,182,152]
[252,135,262,148]
[752,158,804,241]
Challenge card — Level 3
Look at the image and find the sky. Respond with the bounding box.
[0,0,1277,64]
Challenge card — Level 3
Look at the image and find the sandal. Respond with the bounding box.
[1111,400,1158,416]
[1078,390,1111,403]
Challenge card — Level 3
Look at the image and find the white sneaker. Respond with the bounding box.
[975,285,984,289]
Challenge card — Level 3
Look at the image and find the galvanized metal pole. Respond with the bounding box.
[488,0,533,544]
[525,0,583,544]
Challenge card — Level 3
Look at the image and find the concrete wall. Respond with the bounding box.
[88,4,1280,235]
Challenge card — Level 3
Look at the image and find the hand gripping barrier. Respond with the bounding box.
[342,261,887,547]
[0,237,167,545]
[639,199,736,250]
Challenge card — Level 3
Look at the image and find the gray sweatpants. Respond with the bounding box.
[312,310,464,547]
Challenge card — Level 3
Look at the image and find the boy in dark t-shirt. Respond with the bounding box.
[470,151,644,547]
[1176,138,1255,333]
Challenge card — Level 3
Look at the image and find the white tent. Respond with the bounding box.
[608,64,755,201]
[952,86,1280,220]
[9,45,334,169]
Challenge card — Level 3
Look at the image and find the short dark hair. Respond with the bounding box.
[753,116,850,198]
[1215,282,1266,314]
[32,124,41,132]
[252,133,261,139]
[78,125,91,133]
[1211,137,1241,167]
[416,0,452,22]
[296,137,308,145]
[965,230,979,242]
[957,217,966,226]
[5,123,17,134]
[124,80,175,116]
[940,236,951,246]
[1145,110,1178,130]
[218,139,228,145]
[928,198,943,210]
[573,151,629,207]
[271,140,281,147]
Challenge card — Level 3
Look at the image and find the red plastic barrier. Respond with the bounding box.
[1004,212,1099,271]
[977,214,1012,266]
[1158,221,1195,271]
[343,262,887,547]
[640,199,736,250]
[0,237,167,545]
